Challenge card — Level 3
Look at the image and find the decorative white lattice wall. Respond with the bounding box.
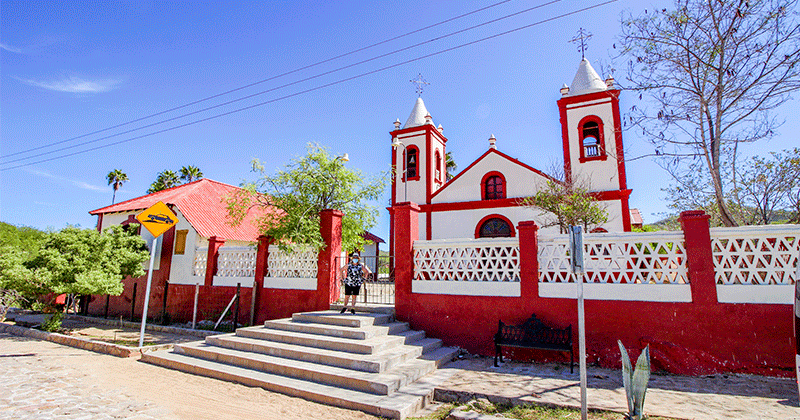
[413,238,520,282]
[710,225,799,285]
[538,232,688,284]
[193,247,208,277]
[266,245,318,279]
[215,246,257,277]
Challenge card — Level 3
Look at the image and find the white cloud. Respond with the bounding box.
[0,42,23,53]
[16,75,121,93]
[26,169,107,192]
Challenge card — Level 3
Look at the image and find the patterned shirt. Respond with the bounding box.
[344,263,365,287]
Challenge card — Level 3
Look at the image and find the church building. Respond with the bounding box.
[388,58,633,250]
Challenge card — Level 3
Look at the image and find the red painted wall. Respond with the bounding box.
[393,205,795,377]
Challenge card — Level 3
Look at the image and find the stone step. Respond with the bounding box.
[236,325,405,354]
[174,341,438,395]
[142,350,450,419]
[264,318,410,340]
[396,329,426,344]
[206,334,428,373]
[330,304,396,315]
[420,346,460,368]
[292,310,392,328]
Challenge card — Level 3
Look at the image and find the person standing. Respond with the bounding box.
[340,252,371,314]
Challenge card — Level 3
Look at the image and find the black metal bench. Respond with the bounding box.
[494,314,574,373]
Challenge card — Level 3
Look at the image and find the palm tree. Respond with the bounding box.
[180,165,203,183]
[106,169,129,204]
[445,151,457,180]
[147,170,180,194]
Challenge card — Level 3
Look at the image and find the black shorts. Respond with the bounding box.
[344,284,361,296]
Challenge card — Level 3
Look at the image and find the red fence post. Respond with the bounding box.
[251,235,271,324]
[205,236,226,288]
[517,221,540,300]
[393,202,420,322]
[318,209,343,307]
[679,210,717,304]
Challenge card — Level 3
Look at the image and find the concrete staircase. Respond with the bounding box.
[142,308,458,419]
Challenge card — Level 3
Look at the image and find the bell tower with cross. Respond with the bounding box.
[557,28,632,231]
[388,73,449,242]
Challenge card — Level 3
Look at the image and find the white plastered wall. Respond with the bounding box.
[430,152,551,204]
[394,129,428,205]
[167,208,201,285]
[430,207,561,240]
[565,98,620,192]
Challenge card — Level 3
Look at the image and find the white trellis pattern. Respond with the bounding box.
[193,247,208,277]
[538,232,688,284]
[413,238,520,282]
[216,246,257,277]
[710,225,799,285]
[266,245,318,279]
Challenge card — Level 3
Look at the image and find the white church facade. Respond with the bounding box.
[388,58,633,248]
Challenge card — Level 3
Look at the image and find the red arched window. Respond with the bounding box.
[435,151,442,182]
[578,116,606,162]
[405,146,419,180]
[481,171,506,200]
[475,214,516,238]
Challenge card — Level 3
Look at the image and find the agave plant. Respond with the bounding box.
[618,340,650,420]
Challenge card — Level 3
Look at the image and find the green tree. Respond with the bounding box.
[617,0,800,226]
[520,180,608,234]
[226,144,386,252]
[0,247,39,320]
[445,151,457,180]
[25,225,150,302]
[106,169,129,204]
[147,170,181,193]
[180,165,204,183]
[734,148,800,224]
[0,222,47,257]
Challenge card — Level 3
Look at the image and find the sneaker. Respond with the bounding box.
[340,307,347,314]
[350,309,355,314]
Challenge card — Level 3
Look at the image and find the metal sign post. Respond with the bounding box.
[569,225,588,420]
[135,201,177,348]
[138,235,159,348]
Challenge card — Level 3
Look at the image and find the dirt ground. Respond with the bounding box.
[1,332,382,420]
[59,317,202,346]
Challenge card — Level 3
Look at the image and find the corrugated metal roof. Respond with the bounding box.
[361,231,385,244]
[630,208,644,226]
[89,179,271,242]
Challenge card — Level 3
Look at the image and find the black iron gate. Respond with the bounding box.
[337,255,394,305]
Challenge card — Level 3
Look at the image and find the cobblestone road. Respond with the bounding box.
[0,332,379,420]
[0,333,174,420]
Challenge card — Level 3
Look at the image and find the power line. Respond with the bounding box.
[1,0,617,172]
[1,0,563,166]
[0,0,513,160]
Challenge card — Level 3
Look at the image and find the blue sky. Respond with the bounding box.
[2,0,798,241]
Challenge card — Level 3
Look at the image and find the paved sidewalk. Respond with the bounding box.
[0,332,379,420]
[433,357,800,420]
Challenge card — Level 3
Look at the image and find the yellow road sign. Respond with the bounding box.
[136,201,178,238]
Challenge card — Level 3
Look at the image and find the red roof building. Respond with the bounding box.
[90,178,268,242]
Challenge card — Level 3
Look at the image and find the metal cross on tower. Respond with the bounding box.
[410,73,429,97]
[570,28,593,59]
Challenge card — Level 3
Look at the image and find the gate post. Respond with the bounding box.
[318,209,343,308]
